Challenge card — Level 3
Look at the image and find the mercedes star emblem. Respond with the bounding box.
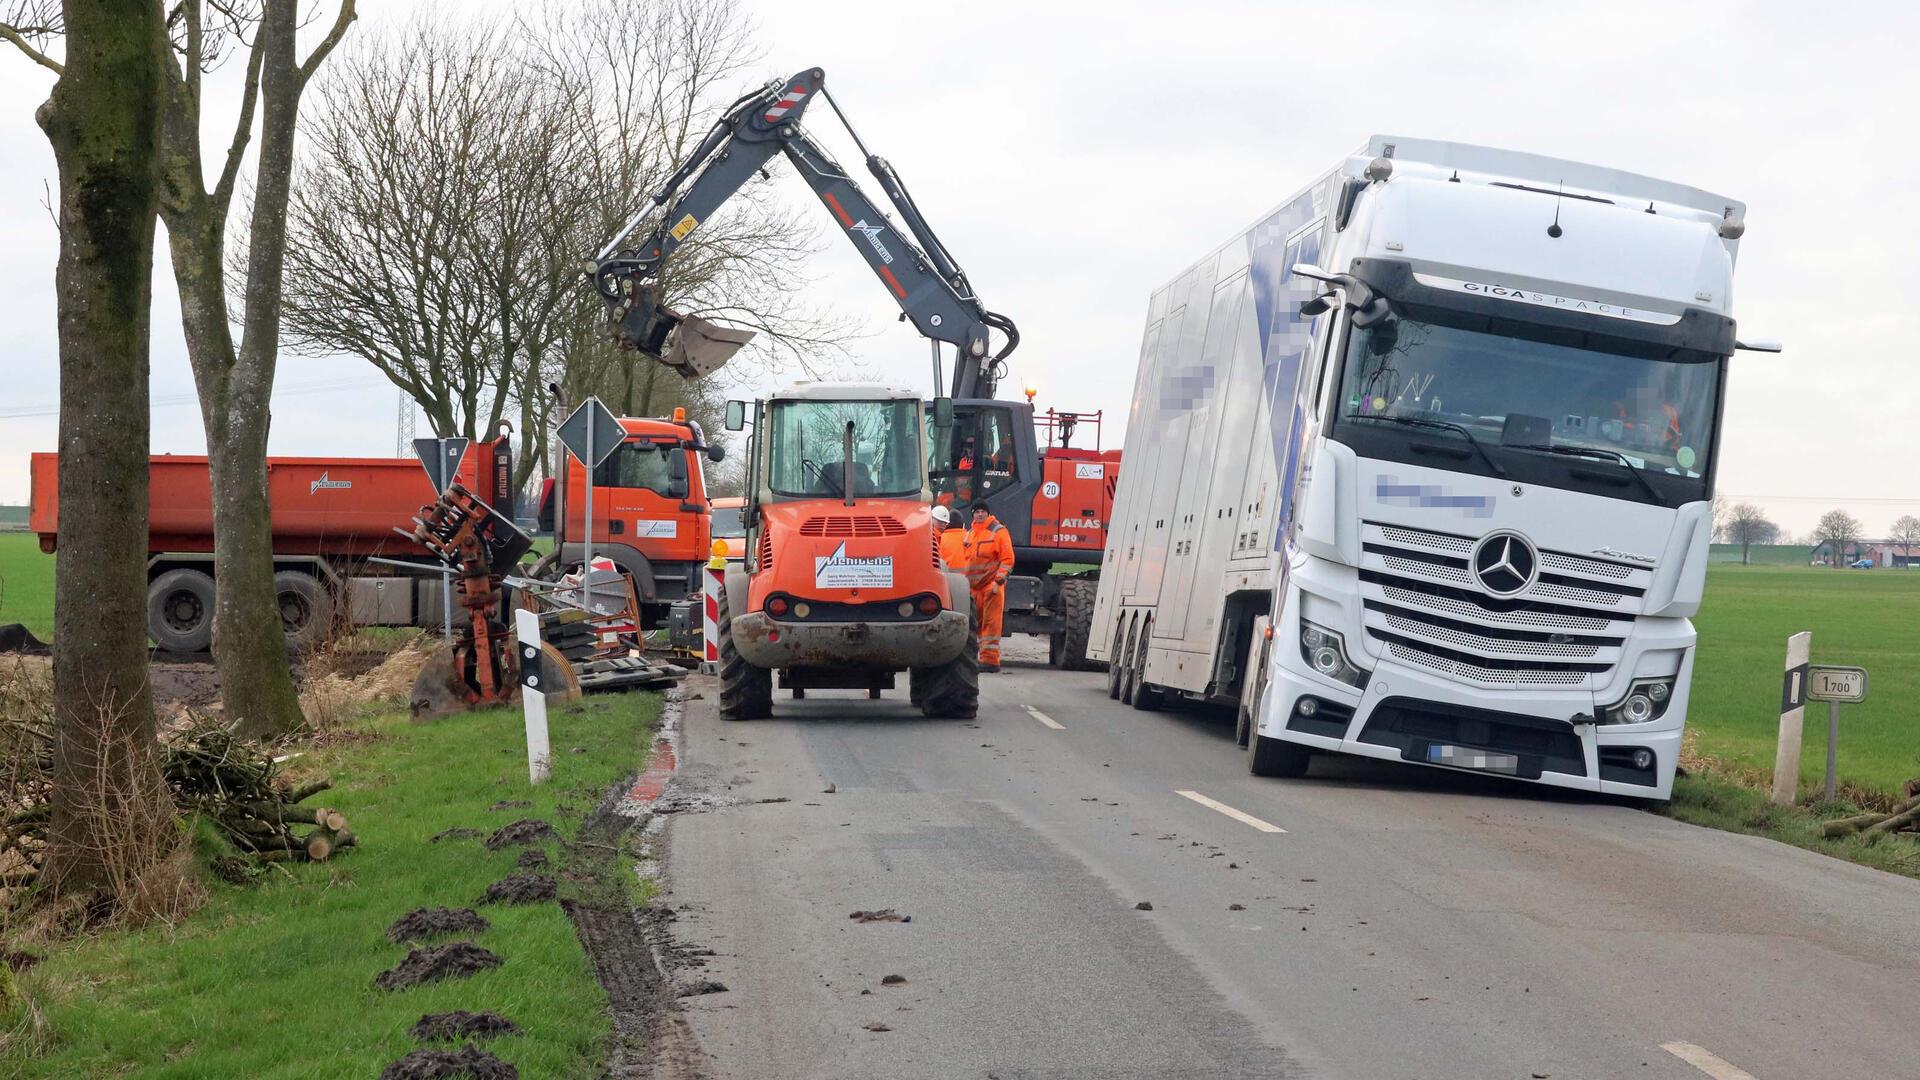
[1472,531,1538,596]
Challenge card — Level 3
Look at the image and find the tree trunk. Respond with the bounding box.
[37,0,172,894]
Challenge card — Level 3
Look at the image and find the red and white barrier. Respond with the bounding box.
[701,541,728,674]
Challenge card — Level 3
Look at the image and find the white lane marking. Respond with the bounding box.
[1661,1041,1759,1080]
[1175,790,1286,833]
[1025,706,1064,730]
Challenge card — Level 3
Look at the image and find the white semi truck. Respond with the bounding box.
[1088,136,1774,800]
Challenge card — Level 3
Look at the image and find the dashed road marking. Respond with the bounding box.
[1661,1041,1759,1080]
[1175,790,1286,833]
[1025,706,1064,730]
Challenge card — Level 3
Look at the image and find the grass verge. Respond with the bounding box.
[1657,771,1920,881]
[0,534,53,641]
[3,692,659,1078]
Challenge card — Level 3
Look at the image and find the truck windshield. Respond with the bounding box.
[768,399,923,499]
[1330,311,1723,503]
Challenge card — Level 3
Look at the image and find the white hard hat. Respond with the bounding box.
[931,505,952,524]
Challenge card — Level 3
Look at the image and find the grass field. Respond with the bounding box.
[4,694,659,1078]
[0,533,53,640]
[1688,564,1920,797]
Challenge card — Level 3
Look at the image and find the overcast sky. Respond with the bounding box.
[2,1,1915,538]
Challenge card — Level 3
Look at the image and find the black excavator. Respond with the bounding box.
[585,67,1110,668]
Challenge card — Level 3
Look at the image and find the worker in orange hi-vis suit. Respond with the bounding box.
[933,504,966,570]
[961,502,1015,672]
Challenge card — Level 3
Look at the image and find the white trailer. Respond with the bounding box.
[1090,136,1769,799]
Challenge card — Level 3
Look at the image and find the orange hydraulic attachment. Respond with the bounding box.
[398,482,534,708]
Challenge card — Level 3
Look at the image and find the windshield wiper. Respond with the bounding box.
[1508,444,1665,507]
[1344,413,1505,477]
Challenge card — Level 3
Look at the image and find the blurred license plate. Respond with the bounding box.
[1426,744,1519,774]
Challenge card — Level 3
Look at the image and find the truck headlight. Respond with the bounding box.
[1299,620,1368,689]
[1600,678,1675,725]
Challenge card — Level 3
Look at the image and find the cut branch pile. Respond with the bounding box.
[161,724,357,863]
[3,697,361,900]
[1822,778,1920,842]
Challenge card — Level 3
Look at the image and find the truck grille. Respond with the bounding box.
[1357,521,1647,690]
[800,515,907,537]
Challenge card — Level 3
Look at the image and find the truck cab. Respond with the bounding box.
[715,381,978,719]
[538,410,723,625]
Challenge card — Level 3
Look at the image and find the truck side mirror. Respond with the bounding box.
[668,449,689,499]
[931,397,955,429]
[707,444,726,463]
[724,400,747,431]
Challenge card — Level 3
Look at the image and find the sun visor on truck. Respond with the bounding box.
[1347,258,1737,358]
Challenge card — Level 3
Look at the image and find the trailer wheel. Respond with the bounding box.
[1130,617,1165,712]
[147,568,215,654]
[717,601,772,721]
[1249,732,1311,778]
[1051,578,1102,672]
[273,571,334,653]
[1117,618,1139,705]
[915,618,979,719]
[1107,613,1129,700]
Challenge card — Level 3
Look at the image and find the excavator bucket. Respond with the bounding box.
[664,314,756,379]
[609,283,754,378]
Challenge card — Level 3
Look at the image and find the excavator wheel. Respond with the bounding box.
[717,601,772,721]
[1050,578,1103,672]
[914,617,980,720]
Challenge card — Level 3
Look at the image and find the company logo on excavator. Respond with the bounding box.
[850,220,894,265]
[309,472,352,495]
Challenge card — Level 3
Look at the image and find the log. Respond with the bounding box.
[287,779,333,804]
[1821,793,1920,838]
[238,802,329,827]
[322,810,348,832]
[1862,803,1920,844]
[305,826,357,862]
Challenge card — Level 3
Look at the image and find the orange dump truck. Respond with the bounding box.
[30,413,723,653]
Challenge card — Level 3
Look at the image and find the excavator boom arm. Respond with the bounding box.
[589,68,1014,397]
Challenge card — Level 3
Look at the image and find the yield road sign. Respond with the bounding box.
[413,436,470,492]
[557,396,624,470]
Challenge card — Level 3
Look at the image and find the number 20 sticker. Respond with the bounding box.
[1042,481,1061,499]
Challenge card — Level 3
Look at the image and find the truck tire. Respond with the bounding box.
[1131,618,1165,711]
[1117,618,1139,705]
[717,602,771,721]
[1249,732,1311,778]
[1107,613,1129,700]
[1051,578,1103,672]
[916,620,980,719]
[274,571,334,653]
[148,569,215,654]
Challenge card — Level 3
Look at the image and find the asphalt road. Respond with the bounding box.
[653,643,1920,1080]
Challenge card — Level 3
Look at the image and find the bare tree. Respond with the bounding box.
[2,0,175,898]
[282,0,851,493]
[10,3,359,741]
[1889,514,1920,566]
[1723,503,1777,566]
[1709,495,1729,542]
[1811,508,1864,567]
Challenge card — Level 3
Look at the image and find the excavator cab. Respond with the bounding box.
[714,382,979,720]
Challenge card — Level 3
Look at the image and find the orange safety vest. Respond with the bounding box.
[938,526,967,570]
[963,518,1015,590]
[1617,401,1682,450]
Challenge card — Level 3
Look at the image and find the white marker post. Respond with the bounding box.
[516,607,552,785]
[1770,631,1811,806]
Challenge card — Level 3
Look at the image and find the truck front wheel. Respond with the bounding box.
[274,571,334,653]
[1050,578,1102,672]
[1249,732,1311,778]
[148,568,215,654]
[717,603,771,721]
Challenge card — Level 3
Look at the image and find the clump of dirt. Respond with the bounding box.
[848,908,909,923]
[379,1044,518,1080]
[0,624,48,655]
[373,942,503,991]
[880,974,906,986]
[208,855,262,886]
[488,800,531,812]
[676,979,727,997]
[3,950,43,972]
[1134,901,1154,911]
[479,873,557,906]
[432,827,483,843]
[411,1010,522,1042]
[514,849,549,871]
[388,907,490,944]
[484,819,557,851]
